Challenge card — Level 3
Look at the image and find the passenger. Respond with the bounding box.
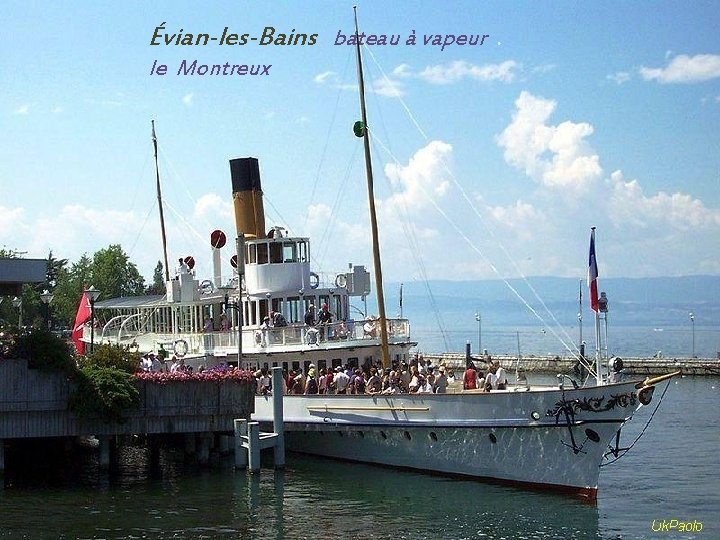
[418,373,434,393]
[336,319,349,339]
[493,360,508,390]
[400,363,411,392]
[304,304,316,326]
[259,316,272,347]
[304,366,319,395]
[271,310,288,327]
[318,368,328,394]
[435,366,448,393]
[381,377,402,394]
[292,374,305,394]
[366,367,382,394]
[354,369,366,394]
[170,356,185,373]
[318,303,333,340]
[408,366,421,393]
[485,364,497,391]
[257,368,271,395]
[463,362,478,390]
[381,368,391,391]
[334,366,350,394]
[324,368,335,394]
[220,312,230,331]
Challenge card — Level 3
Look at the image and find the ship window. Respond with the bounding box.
[287,297,300,323]
[259,300,269,322]
[333,295,343,321]
[247,244,257,264]
[283,242,297,263]
[257,242,268,264]
[271,298,283,314]
[298,241,308,262]
[348,357,358,368]
[270,241,282,263]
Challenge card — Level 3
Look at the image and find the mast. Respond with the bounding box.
[151,120,171,282]
[353,6,390,368]
[588,227,602,385]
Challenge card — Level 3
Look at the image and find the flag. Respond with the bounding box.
[71,292,91,355]
[587,228,599,312]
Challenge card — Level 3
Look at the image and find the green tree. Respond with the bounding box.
[145,260,166,295]
[90,244,145,300]
[50,254,92,327]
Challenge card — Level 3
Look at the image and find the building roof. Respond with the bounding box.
[0,258,46,296]
[94,295,167,309]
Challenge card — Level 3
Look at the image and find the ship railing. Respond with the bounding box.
[142,318,411,357]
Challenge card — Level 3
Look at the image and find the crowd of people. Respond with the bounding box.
[138,352,198,374]
[252,354,509,396]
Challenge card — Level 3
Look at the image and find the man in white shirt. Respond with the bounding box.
[333,366,350,394]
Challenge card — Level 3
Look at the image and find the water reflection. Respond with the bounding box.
[1,442,600,539]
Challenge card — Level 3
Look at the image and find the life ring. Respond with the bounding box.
[199,279,215,295]
[173,339,189,357]
[638,386,654,406]
[335,274,347,288]
[309,272,319,289]
[306,327,319,345]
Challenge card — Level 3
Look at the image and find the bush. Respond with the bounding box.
[69,365,140,423]
[80,343,140,374]
[10,328,76,374]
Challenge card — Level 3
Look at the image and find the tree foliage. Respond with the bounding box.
[91,244,145,299]
[145,260,166,295]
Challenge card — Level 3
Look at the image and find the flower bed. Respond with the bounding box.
[133,364,255,385]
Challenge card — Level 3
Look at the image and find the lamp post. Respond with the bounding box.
[224,294,243,366]
[474,311,482,353]
[689,312,695,358]
[85,286,101,353]
[11,296,22,328]
[40,290,54,329]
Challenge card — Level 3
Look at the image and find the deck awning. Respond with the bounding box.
[94,295,167,310]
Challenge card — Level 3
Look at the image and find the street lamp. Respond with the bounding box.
[689,312,695,358]
[11,296,22,328]
[85,286,101,353]
[40,290,54,329]
[474,311,482,353]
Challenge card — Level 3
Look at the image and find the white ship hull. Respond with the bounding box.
[253,379,646,499]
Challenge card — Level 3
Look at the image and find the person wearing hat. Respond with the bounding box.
[435,365,448,393]
[333,365,350,394]
[259,316,272,347]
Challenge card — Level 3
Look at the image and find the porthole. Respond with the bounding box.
[358,431,365,438]
[338,431,344,437]
[404,431,412,441]
[380,431,387,439]
[489,433,497,444]
[585,428,600,443]
[531,411,540,420]
[429,432,438,442]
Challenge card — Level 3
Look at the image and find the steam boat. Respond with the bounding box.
[86,11,673,499]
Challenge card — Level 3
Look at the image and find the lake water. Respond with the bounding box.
[1,375,717,539]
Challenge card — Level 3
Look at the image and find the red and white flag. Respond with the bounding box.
[71,292,91,355]
[587,228,599,312]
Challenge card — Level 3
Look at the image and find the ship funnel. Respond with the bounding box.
[230,157,266,239]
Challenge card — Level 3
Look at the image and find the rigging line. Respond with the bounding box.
[156,142,216,236]
[126,201,158,259]
[371,131,582,362]
[368,137,453,351]
[263,194,293,236]
[118,150,152,250]
[302,47,355,232]
[600,379,672,467]
[364,45,581,357]
[315,144,361,274]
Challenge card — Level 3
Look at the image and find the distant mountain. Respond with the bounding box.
[376,276,720,327]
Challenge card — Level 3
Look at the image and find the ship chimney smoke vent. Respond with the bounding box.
[230,157,266,239]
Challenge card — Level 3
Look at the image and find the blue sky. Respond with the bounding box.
[2,1,719,287]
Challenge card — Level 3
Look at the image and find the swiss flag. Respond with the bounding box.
[71,292,91,355]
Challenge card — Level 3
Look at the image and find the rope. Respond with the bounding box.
[600,378,672,467]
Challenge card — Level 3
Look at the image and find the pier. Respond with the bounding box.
[425,352,720,377]
[0,358,256,476]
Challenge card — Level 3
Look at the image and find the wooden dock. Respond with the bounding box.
[0,359,255,474]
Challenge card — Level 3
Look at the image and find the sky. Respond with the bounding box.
[2,1,719,289]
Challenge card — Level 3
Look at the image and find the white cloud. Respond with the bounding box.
[14,105,29,115]
[496,91,602,192]
[372,77,404,97]
[607,71,631,85]
[488,200,546,241]
[640,54,720,84]
[313,71,336,84]
[182,93,193,106]
[383,141,453,214]
[53,106,64,114]
[416,60,519,84]
[608,170,720,230]
[193,193,232,223]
